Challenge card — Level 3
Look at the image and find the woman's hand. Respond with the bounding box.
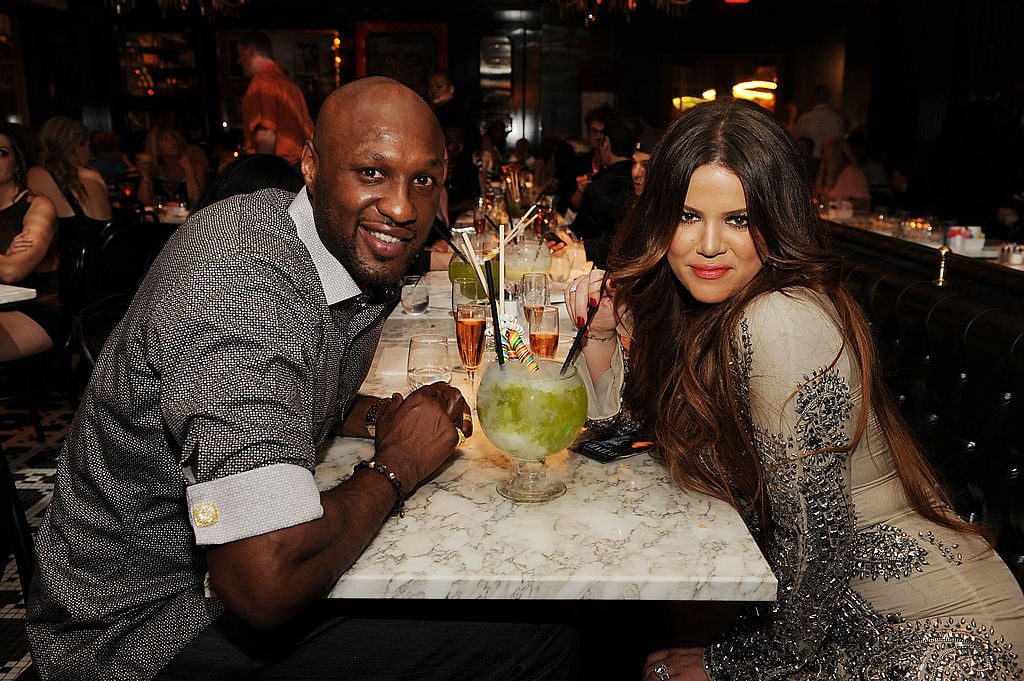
[5,232,34,255]
[643,648,709,681]
[564,269,615,337]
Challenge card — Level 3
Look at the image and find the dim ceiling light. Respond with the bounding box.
[556,0,702,23]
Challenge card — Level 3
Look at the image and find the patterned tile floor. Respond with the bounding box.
[1,395,75,681]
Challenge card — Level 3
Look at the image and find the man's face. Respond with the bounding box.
[303,92,446,293]
[632,149,651,195]
[427,75,454,107]
[236,44,256,77]
[587,121,605,150]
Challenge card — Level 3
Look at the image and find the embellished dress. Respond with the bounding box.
[579,289,1024,679]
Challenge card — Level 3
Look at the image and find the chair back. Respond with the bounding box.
[96,211,159,299]
[71,293,131,378]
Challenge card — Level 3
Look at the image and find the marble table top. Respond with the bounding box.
[0,284,37,304]
[317,271,778,602]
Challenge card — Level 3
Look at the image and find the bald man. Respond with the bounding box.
[27,77,579,681]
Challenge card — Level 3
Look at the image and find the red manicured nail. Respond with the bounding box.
[589,298,598,307]
[576,316,585,327]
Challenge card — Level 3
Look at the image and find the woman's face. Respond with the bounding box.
[666,164,763,304]
[157,131,181,157]
[0,135,16,186]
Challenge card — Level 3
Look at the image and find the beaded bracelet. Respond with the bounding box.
[584,333,616,342]
[353,459,406,517]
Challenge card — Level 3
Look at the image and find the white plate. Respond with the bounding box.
[958,246,1001,259]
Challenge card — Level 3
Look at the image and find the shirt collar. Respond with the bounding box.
[289,187,362,306]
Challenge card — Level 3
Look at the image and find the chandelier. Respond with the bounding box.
[555,0,695,24]
[104,0,247,17]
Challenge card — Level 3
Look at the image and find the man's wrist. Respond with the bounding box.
[364,396,393,437]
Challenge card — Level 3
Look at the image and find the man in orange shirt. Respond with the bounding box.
[237,31,314,168]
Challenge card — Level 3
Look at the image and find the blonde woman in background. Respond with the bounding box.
[27,115,112,229]
[137,125,206,207]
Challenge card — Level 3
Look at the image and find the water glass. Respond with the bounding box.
[401,275,429,315]
[407,334,452,391]
[528,306,560,359]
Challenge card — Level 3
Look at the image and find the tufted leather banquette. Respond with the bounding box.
[842,262,1024,587]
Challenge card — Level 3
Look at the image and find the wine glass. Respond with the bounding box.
[407,334,452,392]
[527,306,559,359]
[455,304,488,398]
[476,359,588,502]
[518,272,549,326]
[452,277,486,316]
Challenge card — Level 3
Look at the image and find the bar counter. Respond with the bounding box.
[315,271,778,603]
[829,217,1024,313]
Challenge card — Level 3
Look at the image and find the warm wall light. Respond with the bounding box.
[732,79,777,102]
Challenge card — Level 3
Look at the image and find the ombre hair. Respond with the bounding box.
[37,116,91,204]
[608,97,979,542]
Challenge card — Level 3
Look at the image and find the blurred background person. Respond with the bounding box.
[442,126,481,220]
[89,129,136,184]
[0,123,62,361]
[815,135,871,213]
[631,127,663,196]
[192,152,303,212]
[27,115,112,229]
[570,109,641,269]
[793,83,847,172]
[237,30,314,169]
[137,126,206,207]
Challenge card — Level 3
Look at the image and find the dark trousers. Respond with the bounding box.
[155,601,580,681]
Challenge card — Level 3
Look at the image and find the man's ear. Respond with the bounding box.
[301,139,316,189]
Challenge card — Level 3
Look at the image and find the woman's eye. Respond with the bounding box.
[728,214,750,229]
[679,211,700,224]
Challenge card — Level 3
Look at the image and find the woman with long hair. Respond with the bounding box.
[27,115,112,226]
[565,98,1023,680]
[0,124,61,360]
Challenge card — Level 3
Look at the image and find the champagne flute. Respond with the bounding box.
[528,306,560,359]
[407,334,452,392]
[519,272,549,327]
[455,304,488,396]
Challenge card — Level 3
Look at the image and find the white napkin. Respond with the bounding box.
[376,346,408,378]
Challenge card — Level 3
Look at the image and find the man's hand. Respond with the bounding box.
[372,383,471,491]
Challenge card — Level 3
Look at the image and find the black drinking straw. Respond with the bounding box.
[431,218,467,263]
[483,259,504,365]
[560,274,608,375]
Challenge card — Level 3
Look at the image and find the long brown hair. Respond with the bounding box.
[38,116,90,204]
[608,97,978,540]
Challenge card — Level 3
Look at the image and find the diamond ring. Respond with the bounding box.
[654,663,671,680]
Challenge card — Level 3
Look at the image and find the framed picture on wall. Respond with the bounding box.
[354,22,448,99]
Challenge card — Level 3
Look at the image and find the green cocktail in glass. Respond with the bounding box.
[447,251,501,294]
[477,359,588,501]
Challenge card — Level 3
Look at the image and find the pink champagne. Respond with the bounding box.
[529,332,558,358]
[522,305,544,327]
[456,318,486,370]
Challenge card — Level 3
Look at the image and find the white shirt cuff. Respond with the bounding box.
[186,463,323,545]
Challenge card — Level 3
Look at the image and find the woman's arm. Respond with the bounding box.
[0,194,57,283]
[78,166,112,221]
[704,291,860,679]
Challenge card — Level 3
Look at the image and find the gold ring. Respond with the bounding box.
[455,427,466,447]
[462,411,472,423]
